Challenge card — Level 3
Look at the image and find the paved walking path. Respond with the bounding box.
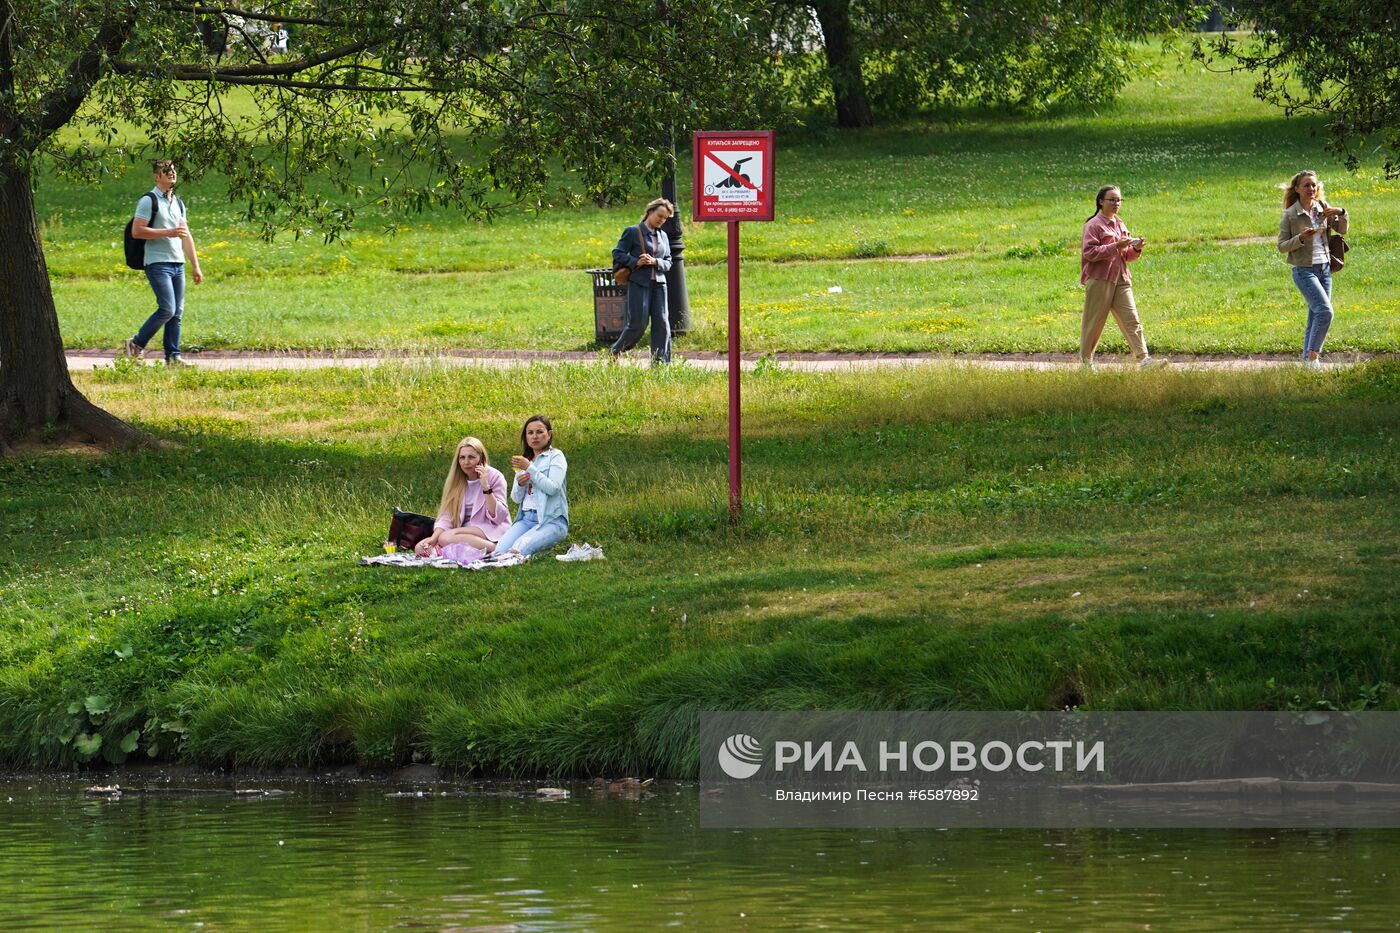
[66,348,1385,373]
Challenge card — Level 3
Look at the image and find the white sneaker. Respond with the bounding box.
[1080,359,1097,372]
[122,338,145,360]
[1138,356,1165,369]
[1305,358,1323,371]
[556,543,590,562]
[557,543,606,562]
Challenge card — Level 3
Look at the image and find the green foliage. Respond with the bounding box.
[7,1,780,232]
[1197,1,1400,176]
[768,0,1205,125]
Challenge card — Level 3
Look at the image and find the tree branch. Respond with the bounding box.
[27,12,136,148]
[186,76,432,92]
[165,2,349,28]
[113,38,378,80]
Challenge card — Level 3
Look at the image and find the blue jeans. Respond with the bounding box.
[494,509,568,557]
[611,279,671,363]
[1291,263,1333,357]
[135,262,186,360]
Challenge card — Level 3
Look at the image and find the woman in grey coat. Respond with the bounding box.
[610,198,674,364]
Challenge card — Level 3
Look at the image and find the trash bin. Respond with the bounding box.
[586,268,628,344]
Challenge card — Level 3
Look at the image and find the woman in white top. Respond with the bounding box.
[1277,170,1350,369]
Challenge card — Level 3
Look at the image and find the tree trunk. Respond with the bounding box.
[811,0,874,129]
[0,163,145,448]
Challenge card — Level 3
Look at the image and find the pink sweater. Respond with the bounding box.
[1081,213,1142,285]
[434,464,511,540]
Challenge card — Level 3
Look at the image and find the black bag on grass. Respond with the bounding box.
[387,508,435,550]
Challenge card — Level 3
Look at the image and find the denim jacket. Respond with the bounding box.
[511,448,568,523]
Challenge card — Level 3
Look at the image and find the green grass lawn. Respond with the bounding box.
[39,44,1400,355]
[53,236,1400,354]
[1,362,1396,772]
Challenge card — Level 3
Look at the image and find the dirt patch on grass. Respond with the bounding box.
[7,436,109,458]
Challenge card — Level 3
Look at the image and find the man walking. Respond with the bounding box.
[123,159,203,365]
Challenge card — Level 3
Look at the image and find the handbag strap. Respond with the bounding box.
[615,225,642,272]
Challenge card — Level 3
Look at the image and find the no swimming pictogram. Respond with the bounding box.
[703,150,762,200]
[693,131,774,223]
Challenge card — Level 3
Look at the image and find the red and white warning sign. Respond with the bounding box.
[692,131,774,222]
[689,130,775,518]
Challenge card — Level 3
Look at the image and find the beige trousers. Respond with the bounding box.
[1081,278,1149,362]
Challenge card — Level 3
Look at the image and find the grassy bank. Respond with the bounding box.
[1,362,1396,773]
[39,44,1400,355]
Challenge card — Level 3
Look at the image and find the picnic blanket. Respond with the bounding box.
[359,542,605,570]
[360,552,472,570]
[359,550,530,570]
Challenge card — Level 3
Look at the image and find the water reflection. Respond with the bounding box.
[1,775,1397,930]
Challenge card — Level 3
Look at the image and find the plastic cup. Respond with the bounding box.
[384,543,397,554]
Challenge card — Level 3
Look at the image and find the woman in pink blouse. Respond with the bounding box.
[1080,185,1160,369]
[415,437,511,562]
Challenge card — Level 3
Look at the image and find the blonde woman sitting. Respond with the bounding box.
[416,437,511,563]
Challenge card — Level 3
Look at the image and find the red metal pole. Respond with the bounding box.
[727,220,741,519]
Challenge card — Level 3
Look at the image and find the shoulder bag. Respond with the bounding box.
[612,225,639,285]
[387,508,435,550]
[1322,201,1350,272]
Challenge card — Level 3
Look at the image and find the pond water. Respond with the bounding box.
[3,774,1398,930]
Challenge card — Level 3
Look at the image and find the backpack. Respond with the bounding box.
[123,192,180,270]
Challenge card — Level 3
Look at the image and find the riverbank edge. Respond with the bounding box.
[0,762,638,787]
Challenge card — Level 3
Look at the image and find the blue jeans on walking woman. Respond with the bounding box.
[134,262,186,361]
[494,509,568,558]
[1291,263,1333,357]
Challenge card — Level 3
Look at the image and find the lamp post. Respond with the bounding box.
[661,127,690,335]
[654,0,689,335]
